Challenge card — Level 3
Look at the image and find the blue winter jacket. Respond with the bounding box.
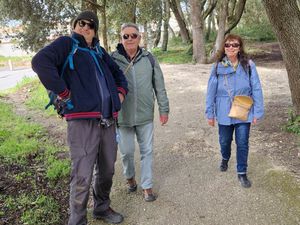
[205,60,264,125]
[32,32,128,120]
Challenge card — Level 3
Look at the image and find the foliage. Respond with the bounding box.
[232,0,276,41]
[0,0,80,51]
[284,110,300,135]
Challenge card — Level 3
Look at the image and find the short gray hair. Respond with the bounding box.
[121,22,139,32]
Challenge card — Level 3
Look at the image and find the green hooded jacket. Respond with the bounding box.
[111,47,169,127]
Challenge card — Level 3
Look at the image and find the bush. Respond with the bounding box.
[285,110,300,135]
[233,23,276,41]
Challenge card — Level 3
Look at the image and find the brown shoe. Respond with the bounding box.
[127,177,137,192]
[143,188,156,202]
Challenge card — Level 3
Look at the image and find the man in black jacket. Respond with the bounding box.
[32,11,128,225]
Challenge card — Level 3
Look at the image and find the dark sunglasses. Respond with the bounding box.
[78,20,95,30]
[224,43,240,48]
[122,33,139,40]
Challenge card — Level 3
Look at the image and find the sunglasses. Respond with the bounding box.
[122,33,139,40]
[224,43,240,48]
[78,20,95,30]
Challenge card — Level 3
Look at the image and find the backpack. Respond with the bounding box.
[45,37,104,115]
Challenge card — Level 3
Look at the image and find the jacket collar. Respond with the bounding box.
[71,32,99,49]
[116,43,142,62]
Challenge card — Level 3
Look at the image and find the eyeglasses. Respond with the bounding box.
[78,20,95,30]
[122,33,139,40]
[224,43,240,48]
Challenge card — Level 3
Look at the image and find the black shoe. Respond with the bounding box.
[93,207,124,224]
[238,174,251,188]
[127,178,137,193]
[219,159,229,172]
[143,188,157,202]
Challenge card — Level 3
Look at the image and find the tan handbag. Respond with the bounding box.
[228,95,253,121]
[224,75,253,121]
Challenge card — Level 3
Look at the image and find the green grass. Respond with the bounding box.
[0,99,70,224]
[0,100,69,177]
[0,55,32,68]
[152,47,192,64]
[263,169,300,224]
[24,79,58,116]
[4,194,61,225]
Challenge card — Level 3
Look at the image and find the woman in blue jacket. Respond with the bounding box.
[205,34,264,188]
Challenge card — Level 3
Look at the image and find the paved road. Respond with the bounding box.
[0,68,36,91]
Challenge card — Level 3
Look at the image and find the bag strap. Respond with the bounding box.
[224,75,233,103]
[215,61,252,100]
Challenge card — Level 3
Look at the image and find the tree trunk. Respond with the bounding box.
[162,0,170,51]
[189,0,206,63]
[153,4,163,48]
[214,0,229,53]
[262,0,300,115]
[99,0,108,51]
[205,12,213,41]
[143,21,148,50]
[225,0,246,34]
[169,24,176,38]
[169,0,191,43]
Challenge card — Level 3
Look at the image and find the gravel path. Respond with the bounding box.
[89,64,300,225]
[4,63,300,225]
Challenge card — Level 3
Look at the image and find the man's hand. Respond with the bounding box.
[208,118,215,127]
[54,96,74,116]
[119,93,125,103]
[160,114,168,125]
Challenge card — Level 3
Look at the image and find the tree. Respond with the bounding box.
[162,0,170,51]
[189,0,206,63]
[169,0,191,43]
[153,8,163,48]
[0,0,79,52]
[189,0,216,63]
[262,0,300,115]
[209,0,246,61]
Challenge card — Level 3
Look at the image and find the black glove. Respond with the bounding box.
[53,97,74,116]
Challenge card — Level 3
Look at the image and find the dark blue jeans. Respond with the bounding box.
[218,123,251,174]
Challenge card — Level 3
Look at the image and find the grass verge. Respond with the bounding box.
[0,100,70,224]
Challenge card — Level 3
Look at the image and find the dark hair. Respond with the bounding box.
[215,34,249,70]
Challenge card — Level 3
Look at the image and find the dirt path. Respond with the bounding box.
[4,63,300,225]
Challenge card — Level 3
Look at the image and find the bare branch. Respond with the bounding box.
[83,0,104,11]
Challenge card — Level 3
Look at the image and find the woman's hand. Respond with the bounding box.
[208,118,215,127]
[252,117,258,125]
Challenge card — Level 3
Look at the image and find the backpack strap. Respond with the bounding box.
[147,52,155,71]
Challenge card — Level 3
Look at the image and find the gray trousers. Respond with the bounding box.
[118,122,154,189]
[67,120,117,225]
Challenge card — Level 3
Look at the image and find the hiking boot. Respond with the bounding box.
[219,159,229,172]
[143,188,156,202]
[93,207,124,224]
[238,174,251,188]
[127,177,137,193]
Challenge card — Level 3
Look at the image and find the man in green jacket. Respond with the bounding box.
[111,22,169,202]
